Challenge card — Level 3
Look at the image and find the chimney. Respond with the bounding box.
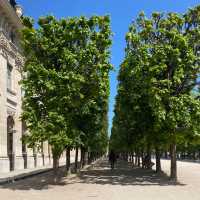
[15,4,23,18]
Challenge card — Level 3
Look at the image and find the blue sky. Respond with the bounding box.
[17,0,200,134]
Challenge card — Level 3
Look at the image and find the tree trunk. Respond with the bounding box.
[88,152,91,164]
[137,153,141,167]
[192,152,196,160]
[136,152,140,166]
[142,153,145,169]
[74,147,79,173]
[146,145,152,169]
[83,149,87,166]
[80,147,86,168]
[53,155,60,183]
[155,147,161,173]
[164,151,168,159]
[170,141,177,180]
[134,152,137,166]
[66,147,71,173]
[131,153,134,163]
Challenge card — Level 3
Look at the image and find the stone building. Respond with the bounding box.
[0,0,54,173]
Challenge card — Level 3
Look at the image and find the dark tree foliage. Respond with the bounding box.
[111,5,200,180]
[21,15,112,179]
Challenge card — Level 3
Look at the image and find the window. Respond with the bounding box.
[7,64,13,90]
[10,31,15,43]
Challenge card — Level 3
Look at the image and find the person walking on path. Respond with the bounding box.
[109,150,117,170]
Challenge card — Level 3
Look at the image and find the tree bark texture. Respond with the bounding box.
[66,147,71,173]
[155,147,162,173]
[170,141,177,180]
[74,147,79,172]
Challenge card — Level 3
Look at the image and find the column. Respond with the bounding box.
[0,53,9,172]
[13,61,24,170]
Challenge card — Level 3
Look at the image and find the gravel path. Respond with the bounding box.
[0,158,200,200]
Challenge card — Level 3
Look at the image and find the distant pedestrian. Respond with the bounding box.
[143,155,154,169]
[109,150,117,169]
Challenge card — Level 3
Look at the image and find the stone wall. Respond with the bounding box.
[0,2,51,173]
[0,1,82,173]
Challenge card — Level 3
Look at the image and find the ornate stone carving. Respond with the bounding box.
[0,32,24,68]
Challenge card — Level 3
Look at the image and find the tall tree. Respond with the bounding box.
[111,5,200,180]
[21,15,112,179]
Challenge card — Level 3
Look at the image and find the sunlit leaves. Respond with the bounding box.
[111,5,200,153]
[21,15,112,159]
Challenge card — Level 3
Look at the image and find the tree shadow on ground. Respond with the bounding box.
[77,160,186,186]
[0,160,186,191]
[0,167,74,191]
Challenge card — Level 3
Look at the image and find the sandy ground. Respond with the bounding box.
[0,158,200,200]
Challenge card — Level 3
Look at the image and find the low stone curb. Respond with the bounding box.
[0,164,65,185]
[0,158,103,185]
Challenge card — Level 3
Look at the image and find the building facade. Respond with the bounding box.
[0,0,53,173]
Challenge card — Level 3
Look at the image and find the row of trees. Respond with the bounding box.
[110,5,200,180]
[21,15,112,177]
